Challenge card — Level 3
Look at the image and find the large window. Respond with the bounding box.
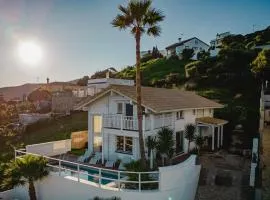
[116,136,133,154]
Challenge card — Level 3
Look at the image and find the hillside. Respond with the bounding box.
[116,58,189,86]
[0,83,43,101]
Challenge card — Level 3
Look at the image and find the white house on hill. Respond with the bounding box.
[165,37,210,60]
[78,85,228,163]
[210,32,232,57]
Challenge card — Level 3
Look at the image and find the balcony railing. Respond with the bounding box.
[103,114,172,131]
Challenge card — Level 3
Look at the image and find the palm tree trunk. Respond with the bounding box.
[188,141,190,153]
[28,180,37,200]
[135,29,146,168]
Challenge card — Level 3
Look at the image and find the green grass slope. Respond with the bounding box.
[116,58,189,85]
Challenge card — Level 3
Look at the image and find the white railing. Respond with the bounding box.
[103,114,151,131]
[103,114,171,131]
[154,113,172,129]
[15,149,159,192]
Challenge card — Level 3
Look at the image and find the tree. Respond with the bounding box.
[181,48,194,61]
[112,0,165,167]
[1,155,49,200]
[156,127,174,165]
[184,124,196,153]
[195,135,204,155]
[197,50,210,60]
[251,49,270,81]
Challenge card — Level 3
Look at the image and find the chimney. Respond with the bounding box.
[46,77,49,84]
[178,38,182,42]
[106,71,110,78]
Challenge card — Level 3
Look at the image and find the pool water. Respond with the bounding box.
[60,163,118,185]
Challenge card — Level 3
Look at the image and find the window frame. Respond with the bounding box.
[176,111,184,120]
[117,102,123,114]
[116,136,133,154]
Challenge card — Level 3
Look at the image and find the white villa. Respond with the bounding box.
[165,37,210,60]
[78,84,228,163]
[2,84,229,200]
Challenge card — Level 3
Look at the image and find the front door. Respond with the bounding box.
[176,131,184,153]
[125,104,133,116]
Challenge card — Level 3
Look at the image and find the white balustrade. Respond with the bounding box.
[103,114,172,131]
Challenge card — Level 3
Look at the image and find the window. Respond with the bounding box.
[116,136,133,154]
[185,45,189,49]
[117,103,123,114]
[93,115,102,133]
[176,111,184,120]
[195,40,198,44]
[193,109,196,115]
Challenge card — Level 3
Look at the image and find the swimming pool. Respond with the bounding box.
[59,162,119,185]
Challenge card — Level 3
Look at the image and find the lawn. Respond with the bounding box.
[0,111,88,162]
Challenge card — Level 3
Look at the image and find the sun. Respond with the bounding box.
[18,41,43,65]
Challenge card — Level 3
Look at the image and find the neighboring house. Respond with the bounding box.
[165,37,210,60]
[78,85,227,163]
[210,32,232,57]
[74,76,134,111]
[51,91,74,115]
[72,86,88,98]
[87,76,134,96]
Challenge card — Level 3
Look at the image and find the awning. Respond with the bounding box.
[196,117,228,126]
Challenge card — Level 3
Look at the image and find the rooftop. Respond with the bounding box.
[81,85,223,113]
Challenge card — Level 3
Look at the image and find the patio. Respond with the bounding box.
[197,150,253,200]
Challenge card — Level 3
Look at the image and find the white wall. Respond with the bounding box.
[1,155,200,200]
[26,139,71,157]
[19,113,51,125]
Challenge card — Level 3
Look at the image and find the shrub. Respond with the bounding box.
[186,66,197,78]
[181,48,194,61]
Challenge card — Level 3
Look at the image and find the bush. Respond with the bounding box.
[181,48,194,61]
[186,66,197,78]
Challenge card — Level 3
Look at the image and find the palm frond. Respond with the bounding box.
[144,8,165,26]
[111,14,133,30]
[147,25,161,37]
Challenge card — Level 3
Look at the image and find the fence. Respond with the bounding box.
[15,149,159,192]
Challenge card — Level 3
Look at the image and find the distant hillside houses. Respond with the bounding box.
[165,37,210,60]
[209,32,232,57]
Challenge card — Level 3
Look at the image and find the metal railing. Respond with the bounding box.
[15,149,159,192]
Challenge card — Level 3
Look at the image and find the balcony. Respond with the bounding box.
[102,114,172,131]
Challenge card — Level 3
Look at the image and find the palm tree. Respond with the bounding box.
[146,136,157,169]
[156,127,174,166]
[1,155,48,200]
[184,124,196,153]
[112,0,165,167]
[195,135,204,155]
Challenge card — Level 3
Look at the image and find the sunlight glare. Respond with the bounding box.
[18,41,43,66]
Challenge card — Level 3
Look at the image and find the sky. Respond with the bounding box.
[0,0,270,87]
